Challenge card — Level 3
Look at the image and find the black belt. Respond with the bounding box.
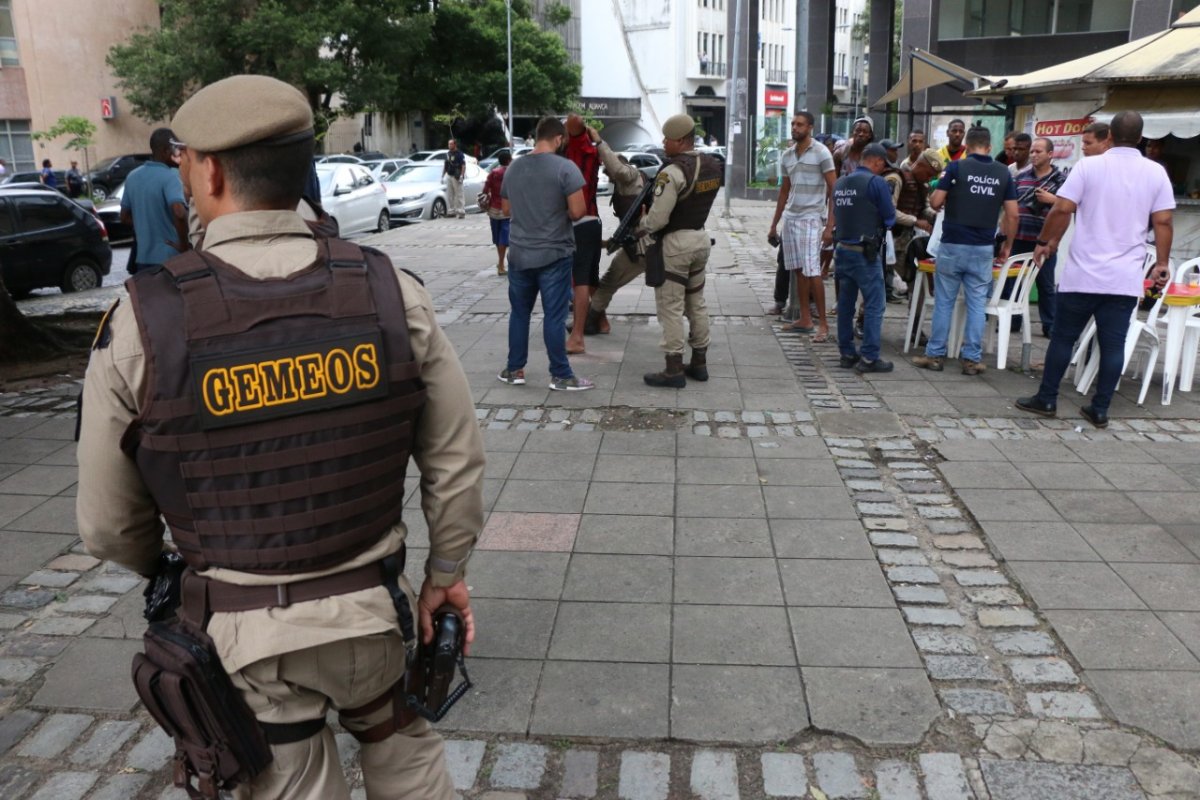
[836,242,865,252]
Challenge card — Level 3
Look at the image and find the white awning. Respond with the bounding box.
[1092,86,1200,139]
[873,49,995,108]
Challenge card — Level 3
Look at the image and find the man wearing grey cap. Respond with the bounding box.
[76,75,480,799]
[831,142,897,373]
[638,113,723,387]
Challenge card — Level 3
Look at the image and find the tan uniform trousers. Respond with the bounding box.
[444,177,465,217]
[589,248,644,314]
[656,246,711,355]
[229,631,455,800]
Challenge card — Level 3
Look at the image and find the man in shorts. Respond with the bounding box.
[767,111,835,341]
[483,151,511,274]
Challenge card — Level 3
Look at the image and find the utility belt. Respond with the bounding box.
[837,235,883,262]
[133,546,470,798]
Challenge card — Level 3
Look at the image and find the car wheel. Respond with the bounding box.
[376,209,390,233]
[61,257,102,293]
[91,184,109,202]
[431,198,447,219]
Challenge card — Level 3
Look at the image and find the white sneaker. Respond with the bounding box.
[549,376,594,391]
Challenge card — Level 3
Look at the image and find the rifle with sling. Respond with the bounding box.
[605,173,657,256]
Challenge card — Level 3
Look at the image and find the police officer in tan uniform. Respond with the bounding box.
[76,75,483,799]
[583,125,646,336]
[639,114,722,388]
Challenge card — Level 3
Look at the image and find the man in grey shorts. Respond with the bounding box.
[767,111,836,342]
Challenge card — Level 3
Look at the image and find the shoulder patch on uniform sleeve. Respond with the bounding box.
[654,171,670,197]
[92,300,120,350]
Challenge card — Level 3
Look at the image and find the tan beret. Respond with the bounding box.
[172,75,313,152]
[662,114,696,141]
[919,148,944,172]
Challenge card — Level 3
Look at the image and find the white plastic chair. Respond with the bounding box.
[903,268,935,353]
[1153,258,1200,397]
[983,253,1039,370]
[1075,299,1160,406]
[1071,249,1165,392]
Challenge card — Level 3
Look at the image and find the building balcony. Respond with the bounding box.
[765,68,789,84]
[695,61,727,78]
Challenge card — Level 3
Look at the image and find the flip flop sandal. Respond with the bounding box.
[781,323,815,334]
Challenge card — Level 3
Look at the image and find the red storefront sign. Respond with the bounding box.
[1034,118,1091,137]
[764,89,788,108]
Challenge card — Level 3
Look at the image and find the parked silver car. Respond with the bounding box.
[315,164,390,236]
[384,162,486,222]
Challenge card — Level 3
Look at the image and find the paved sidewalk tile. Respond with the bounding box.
[875,759,922,800]
[619,751,670,800]
[919,753,971,800]
[490,742,546,790]
[690,750,738,800]
[561,749,599,798]
[812,751,865,798]
[761,752,807,797]
[28,771,99,800]
[16,713,93,758]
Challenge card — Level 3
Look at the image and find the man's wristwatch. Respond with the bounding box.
[1035,240,1049,246]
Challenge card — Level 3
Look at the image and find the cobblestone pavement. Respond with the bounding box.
[2,203,1200,798]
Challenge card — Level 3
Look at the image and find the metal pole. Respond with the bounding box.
[906,50,914,134]
[506,0,514,146]
[722,0,744,218]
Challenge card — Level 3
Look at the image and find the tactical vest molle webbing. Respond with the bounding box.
[832,171,881,241]
[946,157,1010,230]
[121,239,426,575]
[661,153,722,234]
[896,168,926,219]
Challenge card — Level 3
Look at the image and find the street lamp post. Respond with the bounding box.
[723,0,744,218]
[506,0,514,146]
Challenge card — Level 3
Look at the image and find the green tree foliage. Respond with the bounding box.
[33,116,97,153]
[107,0,578,131]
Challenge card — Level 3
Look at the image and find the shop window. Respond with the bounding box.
[0,0,17,66]
[942,0,1131,38]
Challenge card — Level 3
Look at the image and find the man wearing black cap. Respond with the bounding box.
[77,75,480,798]
[831,142,897,373]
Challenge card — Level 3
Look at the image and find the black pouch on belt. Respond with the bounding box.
[644,239,666,288]
[132,620,278,799]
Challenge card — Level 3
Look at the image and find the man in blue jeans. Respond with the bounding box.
[498,116,594,391]
[912,126,1017,375]
[1017,110,1174,428]
[832,143,897,373]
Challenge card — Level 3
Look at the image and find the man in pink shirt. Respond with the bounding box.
[1016,111,1174,428]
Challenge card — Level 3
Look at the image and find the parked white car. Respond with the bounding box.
[361,158,410,182]
[384,162,486,222]
[315,164,390,236]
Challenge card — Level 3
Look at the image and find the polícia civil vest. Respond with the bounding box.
[832,171,882,242]
[945,158,1010,230]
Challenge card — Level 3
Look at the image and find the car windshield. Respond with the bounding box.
[91,157,118,172]
[387,164,442,183]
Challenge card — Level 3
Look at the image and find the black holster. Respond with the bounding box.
[644,240,666,288]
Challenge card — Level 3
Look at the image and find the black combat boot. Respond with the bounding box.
[684,347,709,381]
[644,353,687,388]
[584,307,603,336]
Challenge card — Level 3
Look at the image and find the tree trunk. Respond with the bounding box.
[0,273,66,363]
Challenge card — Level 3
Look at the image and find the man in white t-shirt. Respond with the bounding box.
[767,111,836,341]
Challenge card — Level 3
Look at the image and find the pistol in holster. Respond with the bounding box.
[406,604,472,723]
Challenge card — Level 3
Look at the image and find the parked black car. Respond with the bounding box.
[87,153,151,201]
[0,171,68,193]
[0,188,112,297]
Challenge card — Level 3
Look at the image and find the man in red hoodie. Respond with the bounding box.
[564,114,601,354]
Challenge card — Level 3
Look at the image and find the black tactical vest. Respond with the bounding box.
[121,238,426,575]
[662,153,722,233]
[832,171,881,241]
[945,157,1010,230]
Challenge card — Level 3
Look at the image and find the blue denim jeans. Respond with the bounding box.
[1035,292,1137,415]
[926,242,993,363]
[835,246,885,362]
[507,256,574,380]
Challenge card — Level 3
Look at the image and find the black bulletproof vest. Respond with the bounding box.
[832,171,880,241]
[945,158,1010,230]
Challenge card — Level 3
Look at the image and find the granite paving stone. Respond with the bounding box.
[911,630,978,655]
[69,719,138,766]
[939,689,1015,715]
[760,753,808,798]
[885,566,940,584]
[0,656,40,682]
[874,760,921,800]
[27,771,99,800]
[669,665,807,743]
[1007,657,1080,685]
[16,713,93,759]
[1026,691,1101,719]
[574,515,673,555]
[978,608,1038,628]
[490,743,547,790]
[811,751,866,798]
[979,760,1144,800]
[89,774,151,800]
[992,631,1058,655]
[561,749,598,798]
[0,709,42,756]
[892,585,948,605]
[919,753,971,800]
[690,750,738,800]
[32,638,151,712]
[125,727,175,773]
[618,752,670,800]
[925,655,1001,682]
[0,763,40,797]
[444,741,488,791]
[28,616,95,636]
[901,608,965,627]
